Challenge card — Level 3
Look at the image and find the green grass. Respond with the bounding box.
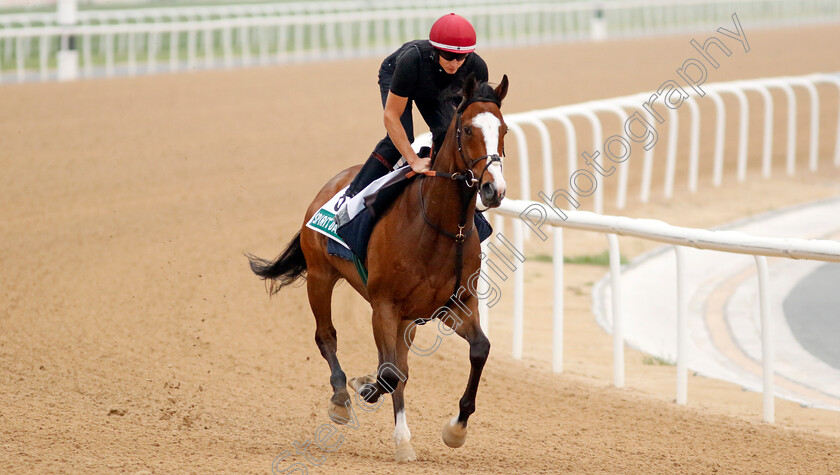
[529,251,628,266]
[530,254,554,264]
[642,355,674,366]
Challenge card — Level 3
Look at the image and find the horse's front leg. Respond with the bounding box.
[391,319,417,461]
[349,301,401,401]
[349,302,417,461]
[442,297,490,449]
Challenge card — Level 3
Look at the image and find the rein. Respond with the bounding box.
[407,98,503,320]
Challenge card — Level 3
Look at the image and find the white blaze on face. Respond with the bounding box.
[471,112,507,195]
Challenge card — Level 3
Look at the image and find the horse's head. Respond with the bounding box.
[453,73,509,209]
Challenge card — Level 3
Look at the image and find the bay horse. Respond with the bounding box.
[248,74,508,462]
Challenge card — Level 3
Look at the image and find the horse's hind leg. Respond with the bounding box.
[307,270,352,423]
[442,304,490,449]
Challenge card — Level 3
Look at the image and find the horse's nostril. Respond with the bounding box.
[481,183,496,197]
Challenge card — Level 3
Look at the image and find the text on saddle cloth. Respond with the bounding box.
[308,164,493,265]
[306,165,413,250]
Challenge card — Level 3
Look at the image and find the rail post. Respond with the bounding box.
[57,0,79,81]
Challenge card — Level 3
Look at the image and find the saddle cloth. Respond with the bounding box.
[305,165,412,252]
[306,164,493,267]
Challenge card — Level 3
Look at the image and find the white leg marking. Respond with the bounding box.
[393,410,411,446]
[471,112,507,196]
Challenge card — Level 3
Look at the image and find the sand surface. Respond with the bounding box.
[2,23,840,473]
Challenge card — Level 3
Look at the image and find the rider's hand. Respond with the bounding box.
[409,155,431,174]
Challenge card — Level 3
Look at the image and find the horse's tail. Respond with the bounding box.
[247,231,307,295]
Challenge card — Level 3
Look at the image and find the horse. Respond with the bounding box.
[248,73,509,462]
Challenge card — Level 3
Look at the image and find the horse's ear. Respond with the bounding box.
[462,73,477,100]
[494,74,509,105]
[457,73,477,113]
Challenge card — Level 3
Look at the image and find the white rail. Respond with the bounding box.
[2,0,839,83]
[491,198,840,422]
[472,72,840,422]
[500,72,840,214]
[0,3,592,83]
[0,0,553,26]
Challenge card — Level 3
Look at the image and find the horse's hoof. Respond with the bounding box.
[327,401,350,425]
[348,374,376,393]
[441,418,467,448]
[394,440,417,462]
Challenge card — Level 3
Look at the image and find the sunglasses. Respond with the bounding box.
[437,49,469,62]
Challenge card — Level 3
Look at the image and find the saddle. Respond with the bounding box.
[306,165,492,285]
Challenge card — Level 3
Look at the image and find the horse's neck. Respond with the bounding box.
[422,139,475,229]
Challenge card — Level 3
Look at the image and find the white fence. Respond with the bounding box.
[478,72,840,422]
[476,71,839,341]
[489,199,840,422]
[499,72,840,215]
[0,2,595,82]
[2,0,839,83]
[0,0,540,32]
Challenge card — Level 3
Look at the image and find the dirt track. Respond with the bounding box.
[2,23,840,473]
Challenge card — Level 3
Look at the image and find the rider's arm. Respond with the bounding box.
[384,92,430,173]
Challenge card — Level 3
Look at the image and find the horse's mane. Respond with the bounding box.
[456,78,501,113]
[431,75,501,154]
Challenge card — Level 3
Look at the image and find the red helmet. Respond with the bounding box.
[429,13,476,53]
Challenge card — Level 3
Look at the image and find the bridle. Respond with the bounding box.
[453,96,504,190]
[410,96,504,319]
[416,97,503,242]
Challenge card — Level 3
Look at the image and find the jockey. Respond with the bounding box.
[337,13,489,205]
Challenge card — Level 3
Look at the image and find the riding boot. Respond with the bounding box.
[346,154,392,198]
[334,154,392,212]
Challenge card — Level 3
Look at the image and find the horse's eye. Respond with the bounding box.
[464,126,472,136]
